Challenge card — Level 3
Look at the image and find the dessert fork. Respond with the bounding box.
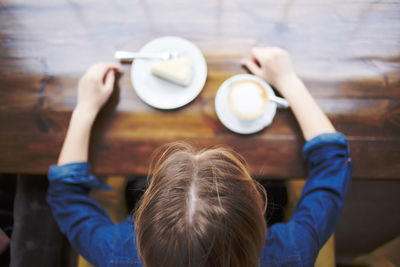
[114,51,179,61]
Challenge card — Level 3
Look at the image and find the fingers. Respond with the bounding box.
[251,47,266,60]
[95,63,121,73]
[240,58,262,76]
[86,63,121,82]
[251,47,273,62]
[103,70,116,93]
[252,46,287,61]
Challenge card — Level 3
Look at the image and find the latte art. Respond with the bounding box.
[228,80,269,120]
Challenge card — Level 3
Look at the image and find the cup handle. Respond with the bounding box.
[270,96,290,108]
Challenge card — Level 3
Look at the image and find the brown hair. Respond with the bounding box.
[134,142,267,267]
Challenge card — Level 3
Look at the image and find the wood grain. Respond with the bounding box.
[0,0,399,179]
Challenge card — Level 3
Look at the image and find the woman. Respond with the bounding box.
[47,47,352,267]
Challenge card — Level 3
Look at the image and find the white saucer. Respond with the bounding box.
[215,74,278,135]
[131,36,207,109]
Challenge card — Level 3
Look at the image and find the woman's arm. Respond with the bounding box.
[48,63,135,266]
[245,48,353,265]
[241,47,335,140]
[58,63,121,165]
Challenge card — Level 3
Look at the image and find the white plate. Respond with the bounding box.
[215,74,278,135]
[131,36,207,109]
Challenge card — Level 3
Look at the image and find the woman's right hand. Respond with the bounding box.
[240,47,297,93]
[76,63,121,118]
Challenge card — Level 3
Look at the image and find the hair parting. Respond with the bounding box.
[134,141,267,267]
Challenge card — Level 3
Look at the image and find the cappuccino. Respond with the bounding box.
[228,80,269,120]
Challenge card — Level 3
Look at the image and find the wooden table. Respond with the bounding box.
[1,0,399,179]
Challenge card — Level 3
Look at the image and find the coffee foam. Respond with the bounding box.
[228,80,268,120]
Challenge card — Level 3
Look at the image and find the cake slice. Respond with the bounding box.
[151,56,192,87]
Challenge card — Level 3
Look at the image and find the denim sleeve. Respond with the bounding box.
[292,132,353,263]
[260,132,352,266]
[46,162,115,266]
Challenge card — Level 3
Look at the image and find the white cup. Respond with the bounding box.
[226,74,289,122]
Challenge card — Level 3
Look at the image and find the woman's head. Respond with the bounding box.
[134,142,267,267]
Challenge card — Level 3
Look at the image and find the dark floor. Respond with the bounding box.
[335,180,400,265]
[0,174,16,267]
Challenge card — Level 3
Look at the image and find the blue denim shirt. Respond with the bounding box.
[47,132,352,267]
